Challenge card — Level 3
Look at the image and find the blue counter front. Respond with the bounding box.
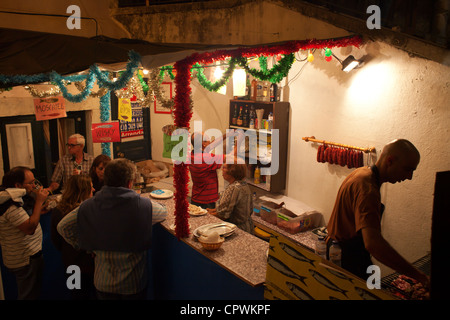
[151,224,264,300]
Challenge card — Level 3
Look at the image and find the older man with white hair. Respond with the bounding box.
[47,134,94,193]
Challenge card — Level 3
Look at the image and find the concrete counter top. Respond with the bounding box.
[142,193,268,287]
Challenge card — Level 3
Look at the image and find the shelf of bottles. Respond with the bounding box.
[228,84,289,193]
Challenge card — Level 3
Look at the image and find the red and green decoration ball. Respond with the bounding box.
[325,48,333,62]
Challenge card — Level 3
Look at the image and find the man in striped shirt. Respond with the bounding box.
[0,166,49,299]
[57,159,167,299]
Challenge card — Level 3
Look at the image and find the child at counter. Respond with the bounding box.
[207,163,254,234]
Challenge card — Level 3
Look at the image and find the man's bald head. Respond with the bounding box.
[380,139,420,162]
[376,139,420,184]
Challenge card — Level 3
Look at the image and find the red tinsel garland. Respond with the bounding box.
[172,35,363,239]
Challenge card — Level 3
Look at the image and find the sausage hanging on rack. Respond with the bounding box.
[328,147,334,164]
[332,147,338,165]
[342,148,347,167]
[317,145,323,163]
[347,149,353,169]
[339,148,345,167]
[354,150,360,168]
[359,150,364,167]
[316,144,366,168]
[321,145,327,163]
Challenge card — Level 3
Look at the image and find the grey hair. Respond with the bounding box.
[69,134,86,147]
[104,158,136,188]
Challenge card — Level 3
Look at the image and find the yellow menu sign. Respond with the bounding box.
[118,98,132,121]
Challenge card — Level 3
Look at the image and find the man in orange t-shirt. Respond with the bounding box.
[327,139,429,288]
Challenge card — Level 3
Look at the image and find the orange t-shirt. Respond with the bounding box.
[327,166,382,241]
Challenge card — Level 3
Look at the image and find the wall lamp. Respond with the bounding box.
[332,54,361,72]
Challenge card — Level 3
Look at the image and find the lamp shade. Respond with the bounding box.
[342,55,360,72]
[233,68,246,96]
[214,66,227,95]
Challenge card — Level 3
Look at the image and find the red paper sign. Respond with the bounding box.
[33,97,66,121]
[91,121,121,143]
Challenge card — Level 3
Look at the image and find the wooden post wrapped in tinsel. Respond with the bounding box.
[172,58,194,239]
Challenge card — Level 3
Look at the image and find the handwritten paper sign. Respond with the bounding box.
[118,98,132,121]
[91,121,120,143]
[33,97,67,121]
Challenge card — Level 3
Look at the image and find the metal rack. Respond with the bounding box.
[302,136,376,153]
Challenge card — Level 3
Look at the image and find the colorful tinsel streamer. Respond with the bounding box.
[99,87,112,157]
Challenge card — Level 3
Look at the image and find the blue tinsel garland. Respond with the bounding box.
[51,71,95,103]
[0,51,141,102]
[99,78,112,157]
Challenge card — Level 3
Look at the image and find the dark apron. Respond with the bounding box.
[335,165,384,281]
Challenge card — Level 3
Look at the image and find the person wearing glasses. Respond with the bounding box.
[0,166,49,299]
[47,134,94,194]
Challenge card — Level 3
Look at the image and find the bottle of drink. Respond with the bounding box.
[315,236,327,259]
[270,83,278,102]
[245,75,251,100]
[251,79,257,101]
[249,117,255,129]
[254,167,261,184]
[232,104,238,125]
[249,106,256,129]
[256,81,263,101]
[329,240,342,267]
[237,106,243,126]
[262,81,269,101]
[268,112,273,130]
[243,105,249,127]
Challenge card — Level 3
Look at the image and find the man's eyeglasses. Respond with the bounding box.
[66,143,80,148]
[25,179,43,190]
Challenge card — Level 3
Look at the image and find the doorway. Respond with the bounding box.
[0,111,89,186]
[0,115,50,184]
[110,94,152,162]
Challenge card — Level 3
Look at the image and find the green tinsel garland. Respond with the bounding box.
[159,66,176,82]
[192,57,238,92]
[242,54,295,83]
[158,53,294,93]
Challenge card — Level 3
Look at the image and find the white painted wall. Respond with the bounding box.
[285,41,450,275]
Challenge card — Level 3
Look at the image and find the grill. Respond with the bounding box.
[381,253,431,300]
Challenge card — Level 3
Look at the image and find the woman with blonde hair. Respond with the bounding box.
[207,162,254,234]
[50,174,95,299]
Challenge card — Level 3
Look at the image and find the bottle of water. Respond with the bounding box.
[329,240,342,267]
[315,236,327,259]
